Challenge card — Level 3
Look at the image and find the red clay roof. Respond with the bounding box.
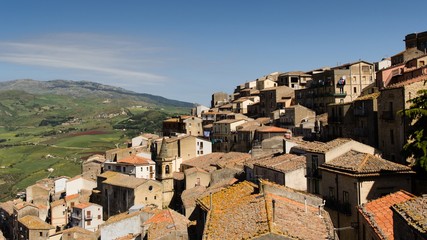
[256,126,288,133]
[359,190,414,239]
[74,202,93,209]
[118,155,152,165]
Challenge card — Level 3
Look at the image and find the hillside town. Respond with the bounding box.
[1,31,427,240]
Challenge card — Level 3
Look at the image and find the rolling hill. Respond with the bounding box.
[0,79,194,200]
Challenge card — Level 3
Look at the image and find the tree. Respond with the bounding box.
[400,81,427,173]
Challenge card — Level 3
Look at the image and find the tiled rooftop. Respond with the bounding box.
[102,206,157,226]
[51,199,65,208]
[144,209,190,239]
[14,202,37,211]
[256,126,288,133]
[118,154,153,165]
[354,92,380,101]
[392,195,427,234]
[74,202,97,209]
[182,152,251,172]
[320,150,413,176]
[19,215,54,230]
[0,199,23,215]
[184,167,208,175]
[198,181,335,239]
[181,186,207,209]
[215,118,246,124]
[102,171,150,189]
[359,190,414,239]
[253,154,306,173]
[291,138,353,153]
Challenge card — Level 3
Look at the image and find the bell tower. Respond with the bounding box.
[155,138,174,208]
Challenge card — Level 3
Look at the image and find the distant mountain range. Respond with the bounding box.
[0,79,194,108]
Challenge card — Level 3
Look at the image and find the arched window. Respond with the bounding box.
[165,165,170,174]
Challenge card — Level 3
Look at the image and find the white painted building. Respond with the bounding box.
[196,137,212,157]
[65,176,97,196]
[70,202,103,232]
[104,154,156,179]
[54,176,69,194]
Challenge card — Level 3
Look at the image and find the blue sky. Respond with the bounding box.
[0,1,425,105]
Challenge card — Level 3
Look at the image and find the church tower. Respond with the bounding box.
[155,138,174,208]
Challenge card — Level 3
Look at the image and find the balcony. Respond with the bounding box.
[71,213,82,220]
[381,111,394,120]
[330,92,347,98]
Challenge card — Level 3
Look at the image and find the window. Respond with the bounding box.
[40,232,43,237]
[154,196,157,200]
[98,215,101,220]
[87,220,91,226]
[343,191,349,203]
[353,87,357,93]
[165,165,170,174]
[311,155,319,170]
[329,187,335,200]
[148,185,153,191]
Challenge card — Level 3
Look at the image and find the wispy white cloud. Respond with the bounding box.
[0,33,168,85]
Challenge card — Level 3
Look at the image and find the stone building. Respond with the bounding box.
[195,181,336,240]
[258,86,294,117]
[96,171,162,220]
[296,61,375,114]
[277,71,311,89]
[358,190,414,240]
[377,79,426,163]
[249,153,307,191]
[319,151,414,240]
[17,215,54,240]
[211,92,229,108]
[391,195,427,240]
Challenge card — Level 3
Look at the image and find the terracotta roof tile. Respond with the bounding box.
[65,193,79,201]
[0,199,23,215]
[253,154,306,173]
[74,202,95,209]
[181,186,207,209]
[255,126,289,133]
[102,172,150,189]
[103,206,157,226]
[198,181,335,239]
[319,150,414,176]
[182,152,251,172]
[392,195,427,234]
[19,215,54,230]
[51,199,65,208]
[291,138,353,153]
[118,155,153,165]
[354,92,380,101]
[144,209,190,239]
[359,190,414,239]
